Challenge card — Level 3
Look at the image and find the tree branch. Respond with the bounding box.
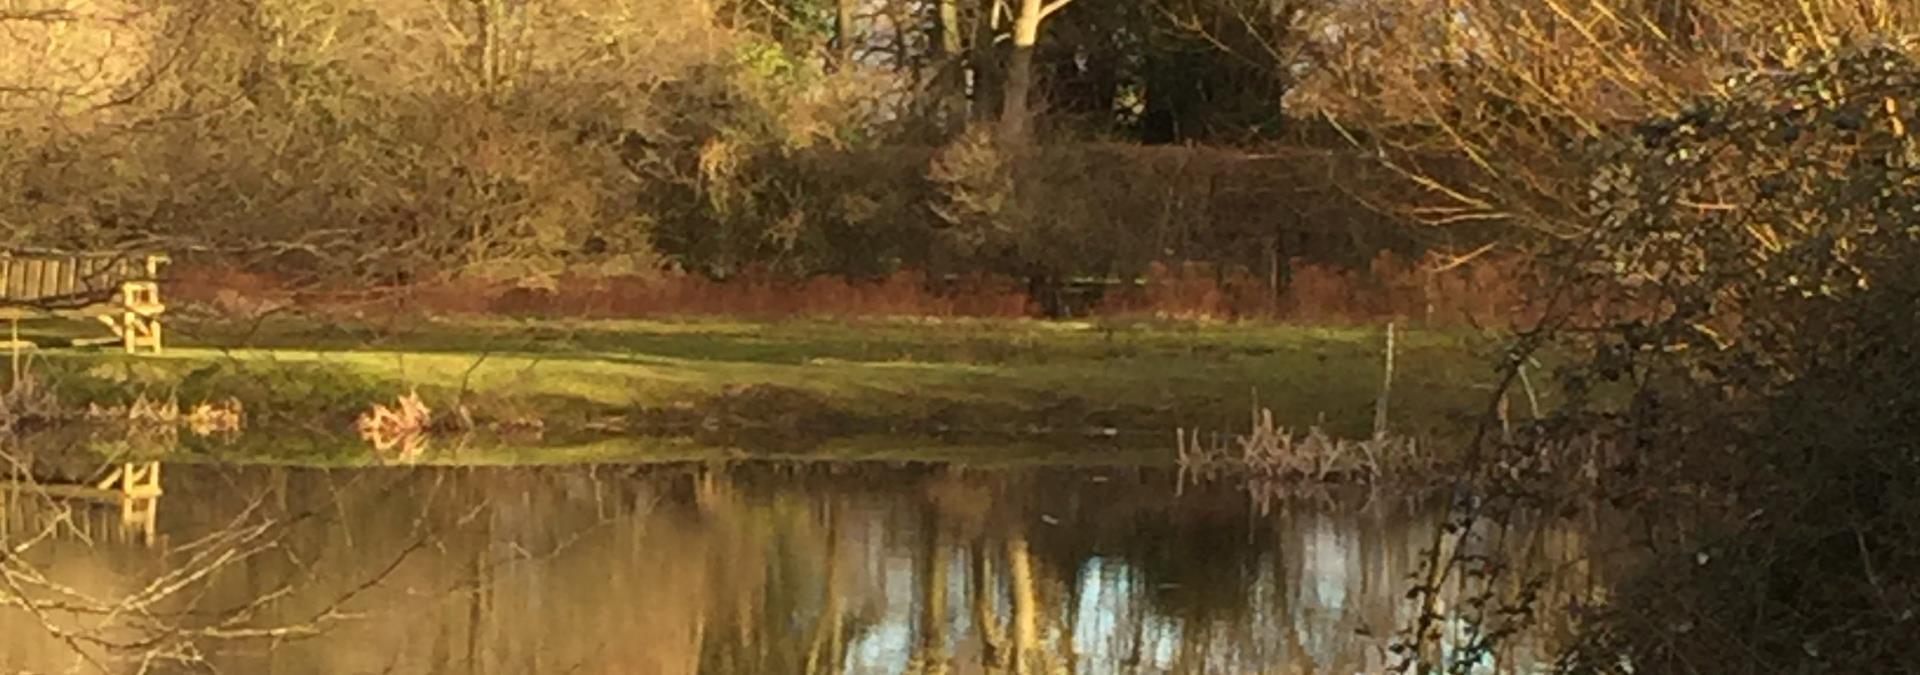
[0,9,79,22]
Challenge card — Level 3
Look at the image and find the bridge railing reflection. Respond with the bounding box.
[2,459,164,546]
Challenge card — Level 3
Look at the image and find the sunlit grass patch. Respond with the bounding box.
[20,315,1511,461]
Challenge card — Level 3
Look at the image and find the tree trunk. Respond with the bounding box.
[1006,533,1039,675]
[915,514,950,671]
[806,503,846,674]
[970,537,1005,666]
[999,0,1042,144]
[936,0,968,133]
[466,0,523,100]
[969,0,1005,123]
[834,0,857,67]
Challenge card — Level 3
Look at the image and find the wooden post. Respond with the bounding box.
[1266,236,1282,314]
[118,280,165,354]
[121,493,159,545]
[1374,322,1396,437]
[124,309,138,354]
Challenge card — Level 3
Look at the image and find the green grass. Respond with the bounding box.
[15,315,1514,460]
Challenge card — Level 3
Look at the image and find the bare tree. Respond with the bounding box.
[1286,0,1920,238]
[0,1,175,117]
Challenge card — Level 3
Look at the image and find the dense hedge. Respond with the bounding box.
[651,142,1452,286]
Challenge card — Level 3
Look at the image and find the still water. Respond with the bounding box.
[3,459,1618,674]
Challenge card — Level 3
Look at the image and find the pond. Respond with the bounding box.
[2,458,1623,674]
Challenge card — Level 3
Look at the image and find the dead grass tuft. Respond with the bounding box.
[357,391,433,460]
[186,398,246,437]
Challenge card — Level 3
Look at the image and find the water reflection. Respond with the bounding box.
[2,461,1621,673]
[2,460,163,546]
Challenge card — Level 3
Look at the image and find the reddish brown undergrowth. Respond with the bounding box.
[168,253,1534,325]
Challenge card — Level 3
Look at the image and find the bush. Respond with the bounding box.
[1510,42,1920,673]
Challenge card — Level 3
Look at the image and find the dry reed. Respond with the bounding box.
[356,391,433,460]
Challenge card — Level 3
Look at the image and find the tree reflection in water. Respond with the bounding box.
[3,460,1624,673]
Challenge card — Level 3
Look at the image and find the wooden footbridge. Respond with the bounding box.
[0,251,169,354]
[1,461,164,546]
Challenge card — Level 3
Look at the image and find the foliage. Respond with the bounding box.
[1521,41,1920,674]
[1263,0,1920,662]
[0,0,1454,294]
[0,0,875,284]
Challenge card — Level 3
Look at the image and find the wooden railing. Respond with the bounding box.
[0,251,169,354]
[1,460,164,546]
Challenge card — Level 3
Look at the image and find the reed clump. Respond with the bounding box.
[1178,403,1434,487]
[0,371,63,432]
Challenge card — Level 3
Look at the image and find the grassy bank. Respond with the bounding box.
[14,316,1508,460]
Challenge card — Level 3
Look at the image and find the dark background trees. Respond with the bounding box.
[0,0,1388,296]
[6,0,1918,315]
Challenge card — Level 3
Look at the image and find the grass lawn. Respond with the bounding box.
[15,315,1516,460]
